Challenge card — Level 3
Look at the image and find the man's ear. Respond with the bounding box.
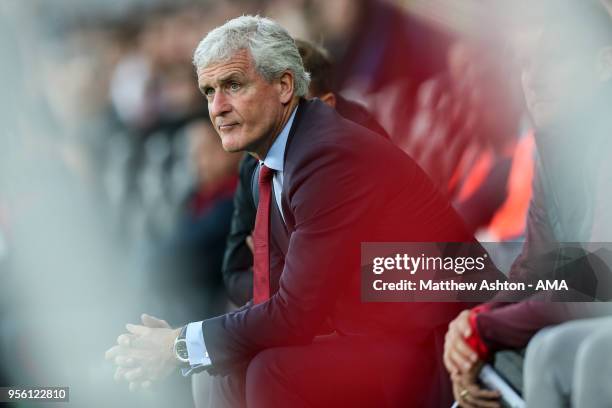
[319,92,337,109]
[277,71,295,104]
[596,46,612,82]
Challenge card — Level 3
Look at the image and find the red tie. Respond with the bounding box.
[253,164,274,304]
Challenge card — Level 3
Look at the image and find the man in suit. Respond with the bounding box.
[107,15,473,407]
[223,39,389,308]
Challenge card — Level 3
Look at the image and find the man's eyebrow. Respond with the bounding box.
[199,72,244,92]
[217,72,244,83]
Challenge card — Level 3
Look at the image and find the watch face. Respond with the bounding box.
[174,339,189,363]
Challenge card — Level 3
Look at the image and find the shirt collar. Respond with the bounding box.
[261,106,297,172]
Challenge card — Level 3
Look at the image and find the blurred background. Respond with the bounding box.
[0,0,602,406]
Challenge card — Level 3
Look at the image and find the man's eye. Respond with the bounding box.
[230,82,241,91]
[204,88,215,97]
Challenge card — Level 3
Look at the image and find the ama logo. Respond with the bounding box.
[536,280,569,290]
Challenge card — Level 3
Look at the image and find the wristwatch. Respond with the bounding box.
[173,325,189,364]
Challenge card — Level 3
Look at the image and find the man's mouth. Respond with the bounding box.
[218,123,239,131]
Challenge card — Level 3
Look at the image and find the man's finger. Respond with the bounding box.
[456,310,472,337]
[459,400,477,408]
[444,349,460,375]
[453,383,476,408]
[114,355,137,367]
[451,371,463,382]
[117,333,133,347]
[449,345,475,373]
[463,394,500,408]
[444,330,464,373]
[105,345,123,361]
[124,367,145,382]
[466,384,501,400]
[464,396,500,408]
[445,336,474,374]
[458,384,500,408]
[126,324,149,336]
[141,314,170,329]
[449,340,478,371]
[454,334,477,360]
[114,367,127,382]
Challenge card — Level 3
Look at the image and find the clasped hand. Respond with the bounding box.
[444,310,500,407]
[105,314,181,391]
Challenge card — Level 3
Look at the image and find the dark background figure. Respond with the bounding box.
[308,0,453,139]
[400,38,529,240]
[294,39,390,140]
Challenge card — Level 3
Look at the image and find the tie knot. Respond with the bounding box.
[259,164,274,184]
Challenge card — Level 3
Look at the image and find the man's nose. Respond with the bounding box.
[210,91,231,117]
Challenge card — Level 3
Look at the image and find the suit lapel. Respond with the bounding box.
[279,99,309,233]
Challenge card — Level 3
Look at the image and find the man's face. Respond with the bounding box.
[197,49,286,156]
[516,26,606,128]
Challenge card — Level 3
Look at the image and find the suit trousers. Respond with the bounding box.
[196,333,437,408]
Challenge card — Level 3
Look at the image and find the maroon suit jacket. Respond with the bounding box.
[202,99,473,369]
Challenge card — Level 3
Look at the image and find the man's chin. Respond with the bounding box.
[220,137,243,153]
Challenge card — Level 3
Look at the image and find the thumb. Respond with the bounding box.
[141,314,170,329]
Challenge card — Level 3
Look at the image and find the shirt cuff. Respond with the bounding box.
[465,306,491,361]
[181,321,212,376]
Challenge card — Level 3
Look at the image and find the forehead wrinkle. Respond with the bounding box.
[198,50,253,79]
[198,62,252,90]
[218,72,246,84]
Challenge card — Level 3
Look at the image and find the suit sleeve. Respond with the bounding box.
[221,155,258,307]
[476,299,572,351]
[202,143,375,370]
[474,157,568,346]
[507,157,557,282]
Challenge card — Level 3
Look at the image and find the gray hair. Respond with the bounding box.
[193,15,310,97]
